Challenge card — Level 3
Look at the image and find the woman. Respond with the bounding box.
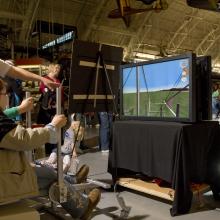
[37,63,63,154]
[0,79,101,219]
[37,63,62,124]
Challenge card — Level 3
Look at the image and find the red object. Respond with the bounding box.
[152,178,171,187]
[153,178,164,186]
[31,124,45,128]
[15,58,46,66]
[39,75,64,103]
[39,76,61,93]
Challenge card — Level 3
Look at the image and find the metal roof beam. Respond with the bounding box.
[18,0,40,46]
[125,0,178,60]
[13,0,24,14]
[195,25,219,55]
[124,12,153,60]
[91,25,136,37]
[167,9,201,53]
[0,11,24,20]
[80,0,108,41]
[212,44,220,68]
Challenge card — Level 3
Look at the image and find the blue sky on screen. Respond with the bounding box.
[123,58,189,93]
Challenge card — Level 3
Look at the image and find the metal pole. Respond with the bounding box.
[101,56,118,115]
[93,44,102,108]
[56,86,62,184]
[56,86,67,203]
[26,92,31,128]
[136,66,140,116]
[176,104,180,118]
[25,91,32,162]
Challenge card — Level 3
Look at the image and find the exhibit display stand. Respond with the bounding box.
[108,51,215,216]
[109,120,218,216]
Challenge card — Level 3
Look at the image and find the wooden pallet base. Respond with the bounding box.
[117,178,210,201]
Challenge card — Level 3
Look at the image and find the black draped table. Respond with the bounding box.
[108,120,218,216]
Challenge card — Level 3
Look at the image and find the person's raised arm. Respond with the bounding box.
[3,97,34,118]
[0,114,67,151]
[7,66,60,90]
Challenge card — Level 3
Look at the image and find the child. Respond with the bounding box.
[40,120,84,174]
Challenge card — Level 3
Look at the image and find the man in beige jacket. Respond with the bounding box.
[0,77,100,219]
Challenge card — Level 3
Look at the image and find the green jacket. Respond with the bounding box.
[4,107,19,119]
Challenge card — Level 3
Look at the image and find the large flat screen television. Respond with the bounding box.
[120,53,197,122]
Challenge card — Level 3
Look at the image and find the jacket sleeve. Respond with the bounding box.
[3,107,19,119]
[0,125,50,151]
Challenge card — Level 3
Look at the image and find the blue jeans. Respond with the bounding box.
[212,97,220,117]
[35,166,88,218]
[98,112,113,151]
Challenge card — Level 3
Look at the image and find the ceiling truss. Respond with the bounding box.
[166,9,201,54]
[0,0,220,72]
[195,25,220,56]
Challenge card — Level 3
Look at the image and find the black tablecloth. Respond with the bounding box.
[108,120,218,216]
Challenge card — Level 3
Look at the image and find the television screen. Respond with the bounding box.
[120,53,196,122]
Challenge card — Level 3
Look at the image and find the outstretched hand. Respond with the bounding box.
[18,97,34,114]
[51,114,67,128]
[42,77,60,90]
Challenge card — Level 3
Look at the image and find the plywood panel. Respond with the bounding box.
[118,178,210,202]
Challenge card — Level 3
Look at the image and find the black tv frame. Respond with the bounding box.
[120,53,197,123]
[196,55,212,121]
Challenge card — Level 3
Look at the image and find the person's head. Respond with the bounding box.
[48,63,61,78]
[213,83,218,91]
[0,79,9,111]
